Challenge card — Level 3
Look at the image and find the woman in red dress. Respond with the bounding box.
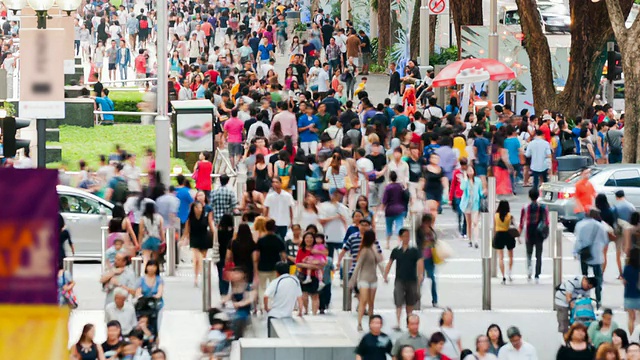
[193,152,213,198]
[491,137,513,196]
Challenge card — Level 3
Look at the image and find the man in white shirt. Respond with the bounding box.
[319,189,350,260]
[264,177,294,240]
[122,153,142,192]
[105,288,138,334]
[498,327,538,360]
[317,63,330,93]
[264,262,303,337]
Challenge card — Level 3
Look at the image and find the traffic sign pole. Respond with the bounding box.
[419,1,429,67]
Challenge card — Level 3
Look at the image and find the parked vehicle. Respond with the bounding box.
[538,2,571,33]
[58,185,113,259]
[539,164,640,231]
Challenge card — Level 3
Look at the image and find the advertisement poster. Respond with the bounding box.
[0,168,59,304]
[0,305,69,359]
[176,113,214,153]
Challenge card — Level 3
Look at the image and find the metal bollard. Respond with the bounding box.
[63,257,74,278]
[409,213,418,248]
[548,212,558,258]
[203,258,212,312]
[296,180,306,218]
[101,226,109,272]
[342,257,353,311]
[132,257,143,278]
[481,212,492,310]
[553,228,563,310]
[488,177,498,278]
[165,227,176,276]
[360,179,368,197]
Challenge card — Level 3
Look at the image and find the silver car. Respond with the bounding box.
[539,164,640,230]
[58,185,113,259]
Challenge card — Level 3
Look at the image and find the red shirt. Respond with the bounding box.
[449,168,464,202]
[134,55,146,74]
[201,22,212,36]
[295,248,313,275]
[540,123,551,143]
[204,69,220,84]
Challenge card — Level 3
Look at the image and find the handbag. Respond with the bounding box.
[192,161,199,181]
[507,227,520,238]
[222,260,235,281]
[579,245,593,262]
[433,240,453,264]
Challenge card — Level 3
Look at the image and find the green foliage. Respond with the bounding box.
[293,22,308,32]
[330,0,341,20]
[369,64,387,73]
[370,37,379,64]
[429,46,459,66]
[56,124,187,171]
[2,101,15,117]
[109,90,145,123]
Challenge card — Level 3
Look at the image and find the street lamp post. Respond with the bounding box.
[155,0,170,187]
[488,0,499,121]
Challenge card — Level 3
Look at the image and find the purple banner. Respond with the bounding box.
[0,168,59,304]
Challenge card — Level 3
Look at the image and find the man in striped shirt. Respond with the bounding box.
[554,276,596,333]
[337,218,382,276]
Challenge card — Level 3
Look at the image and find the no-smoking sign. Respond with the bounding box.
[428,0,447,15]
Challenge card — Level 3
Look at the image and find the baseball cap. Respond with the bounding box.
[615,190,625,198]
[506,326,521,338]
[542,114,553,121]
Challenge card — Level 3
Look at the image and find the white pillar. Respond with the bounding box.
[341,0,349,26]
[488,0,499,120]
[370,8,378,35]
[419,1,430,66]
[155,0,170,186]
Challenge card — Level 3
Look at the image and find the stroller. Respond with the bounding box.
[570,297,597,327]
[200,307,235,360]
[135,296,161,338]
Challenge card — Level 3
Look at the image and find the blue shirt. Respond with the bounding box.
[195,85,206,99]
[572,127,582,155]
[504,137,521,165]
[574,218,609,265]
[175,186,193,224]
[615,199,636,222]
[95,96,115,121]
[474,137,490,165]
[258,44,272,60]
[298,114,319,143]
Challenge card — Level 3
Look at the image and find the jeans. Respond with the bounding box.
[510,164,522,193]
[609,152,622,164]
[531,169,548,189]
[452,197,466,236]
[329,59,340,78]
[74,40,80,55]
[327,242,343,260]
[581,262,603,305]
[385,212,406,238]
[119,64,128,83]
[319,283,331,310]
[526,241,543,278]
[275,226,288,240]
[423,258,437,304]
[345,76,356,99]
[216,261,229,296]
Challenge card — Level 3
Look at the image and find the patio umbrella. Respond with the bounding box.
[431,58,516,88]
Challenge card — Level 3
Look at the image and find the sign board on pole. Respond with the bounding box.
[20,15,75,74]
[18,29,65,119]
[428,0,447,15]
[0,168,60,304]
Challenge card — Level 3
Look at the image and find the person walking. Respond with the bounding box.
[193,152,213,198]
[255,219,287,313]
[439,308,463,360]
[487,324,506,356]
[72,324,106,360]
[182,201,213,286]
[460,165,483,248]
[525,130,552,190]
[355,315,393,360]
[349,229,385,331]
[216,214,234,297]
[138,202,164,267]
[588,308,619,349]
[494,200,516,284]
[384,228,422,331]
[318,189,350,260]
[555,322,595,360]
[263,262,303,337]
[623,248,640,335]
[417,213,438,307]
[210,174,238,225]
[518,188,549,283]
[574,209,609,308]
[382,171,408,249]
[264,177,295,240]
[390,314,428,358]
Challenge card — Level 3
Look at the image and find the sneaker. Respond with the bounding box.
[501,277,506,285]
[302,277,312,284]
[463,234,468,240]
[318,282,325,291]
[474,242,479,249]
[509,275,513,282]
[535,277,540,284]
[468,242,473,247]
[527,274,532,283]
[432,302,438,308]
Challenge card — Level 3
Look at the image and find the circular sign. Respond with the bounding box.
[428,0,446,14]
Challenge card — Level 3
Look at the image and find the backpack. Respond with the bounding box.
[139,17,149,29]
[111,177,129,205]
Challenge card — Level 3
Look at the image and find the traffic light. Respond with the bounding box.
[607,45,622,81]
[1,118,31,158]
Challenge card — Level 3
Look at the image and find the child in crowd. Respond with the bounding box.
[105,237,125,268]
[354,77,367,97]
[302,233,328,285]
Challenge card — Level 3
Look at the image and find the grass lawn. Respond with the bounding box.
[47,124,188,172]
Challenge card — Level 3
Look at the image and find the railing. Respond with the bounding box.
[87,78,158,85]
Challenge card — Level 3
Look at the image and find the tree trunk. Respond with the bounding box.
[429,15,437,55]
[377,0,391,66]
[450,0,483,57]
[604,0,640,163]
[409,0,421,60]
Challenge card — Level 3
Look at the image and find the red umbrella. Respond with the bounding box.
[431,58,516,88]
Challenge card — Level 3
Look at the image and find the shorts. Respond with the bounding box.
[369,181,386,207]
[300,141,318,155]
[228,142,244,157]
[475,163,488,176]
[525,156,532,166]
[625,297,640,310]
[393,280,419,307]
[301,276,319,294]
[357,281,377,289]
[142,236,161,251]
[493,231,516,250]
[349,57,359,67]
[108,63,116,70]
[96,62,103,69]
[362,53,371,66]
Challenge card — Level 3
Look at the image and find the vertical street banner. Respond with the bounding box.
[0,168,59,304]
[18,29,65,119]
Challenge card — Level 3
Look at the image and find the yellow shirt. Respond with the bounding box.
[494,213,511,232]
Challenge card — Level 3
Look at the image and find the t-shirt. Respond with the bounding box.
[391,115,410,136]
[176,186,193,224]
[355,332,393,360]
[264,274,302,318]
[258,44,272,60]
[367,153,387,184]
[318,201,350,244]
[406,157,425,183]
[504,137,521,165]
[390,247,421,281]
[264,190,294,227]
[474,137,490,165]
[554,276,590,307]
[317,69,330,92]
[223,117,244,143]
[606,129,623,152]
[298,114,319,143]
[134,55,146,74]
[257,234,286,271]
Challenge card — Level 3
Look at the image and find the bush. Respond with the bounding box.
[370,37,379,65]
[109,90,145,123]
[429,46,458,66]
[370,64,386,74]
